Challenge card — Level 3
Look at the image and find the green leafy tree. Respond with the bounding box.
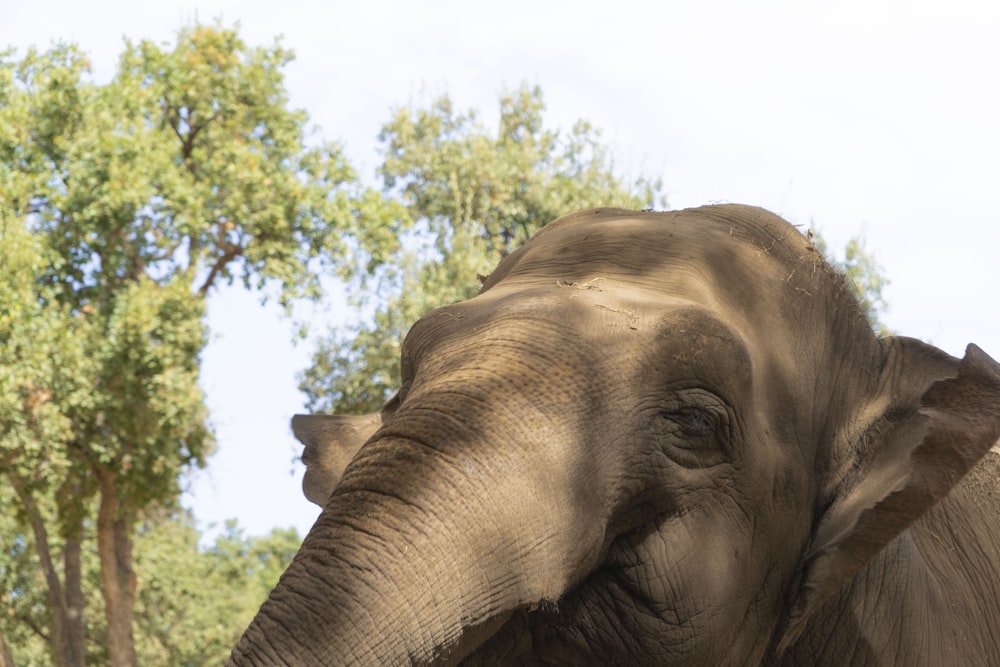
[131,512,300,666]
[0,23,400,665]
[300,86,664,414]
[0,503,299,666]
[839,235,890,335]
[0,214,94,667]
[0,209,210,667]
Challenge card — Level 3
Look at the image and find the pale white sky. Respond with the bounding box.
[4,0,999,539]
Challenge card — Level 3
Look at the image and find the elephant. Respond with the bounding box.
[230,205,1000,665]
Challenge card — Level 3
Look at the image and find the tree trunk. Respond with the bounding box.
[63,532,86,667]
[9,475,72,667]
[97,472,137,667]
[0,627,16,667]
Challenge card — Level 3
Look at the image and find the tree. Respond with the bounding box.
[0,502,300,666]
[0,23,400,665]
[131,512,300,666]
[299,86,665,414]
[0,214,94,667]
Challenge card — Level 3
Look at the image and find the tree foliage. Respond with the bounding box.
[0,23,399,665]
[0,506,299,666]
[299,86,665,414]
[0,215,95,667]
[839,235,891,335]
[132,512,300,666]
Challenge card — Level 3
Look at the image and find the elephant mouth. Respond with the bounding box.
[299,446,317,466]
[489,494,763,665]
[459,513,692,664]
[456,576,641,664]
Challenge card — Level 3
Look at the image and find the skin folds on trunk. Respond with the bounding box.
[229,433,605,666]
[232,305,612,665]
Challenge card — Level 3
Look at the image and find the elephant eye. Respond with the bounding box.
[667,407,716,437]
[653,399,730,467]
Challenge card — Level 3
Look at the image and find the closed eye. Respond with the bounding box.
[653,396,731,467]
[666,407,716,437]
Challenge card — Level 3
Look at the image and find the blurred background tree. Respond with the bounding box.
[0,23,399,665]
[0,503,299,666]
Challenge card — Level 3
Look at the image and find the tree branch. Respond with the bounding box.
[16,612,51,641]
[196,244,242,297]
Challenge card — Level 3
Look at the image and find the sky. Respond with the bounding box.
[3,0,999,540]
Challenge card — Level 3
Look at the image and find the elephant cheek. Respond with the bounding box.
[652,513,782,661]
[692,518,796,658]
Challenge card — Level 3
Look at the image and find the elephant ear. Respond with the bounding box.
[778,339,1000,653]
[292,412,382,506]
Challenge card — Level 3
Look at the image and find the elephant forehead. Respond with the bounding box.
[482,205,812,298]
[411,281,685,349]
[433,278,778,372]
[408,283,760,398]
[407,284,811,453]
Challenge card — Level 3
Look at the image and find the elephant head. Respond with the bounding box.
[232,205,1000,665]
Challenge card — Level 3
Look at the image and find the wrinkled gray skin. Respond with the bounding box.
[231,205,1000,665]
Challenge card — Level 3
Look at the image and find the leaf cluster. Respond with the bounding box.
[1,25,404,313]
[131,511,300,665]
[0,504,299,666]
[0,216,91,517]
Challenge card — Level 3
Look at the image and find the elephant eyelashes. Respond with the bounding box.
[667,407,717,437]
[655,401,729,467]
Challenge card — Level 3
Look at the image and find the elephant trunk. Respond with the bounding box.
[232,317,610,664]
[229,428,608,665]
